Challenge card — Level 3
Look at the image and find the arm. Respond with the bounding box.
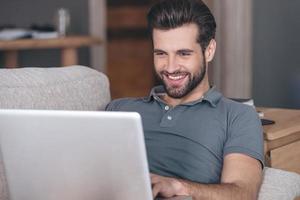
[151,153,262,200]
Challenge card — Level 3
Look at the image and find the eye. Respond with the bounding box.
[154,51,166,57]
[178,51,192,57]
[180,52,190,56]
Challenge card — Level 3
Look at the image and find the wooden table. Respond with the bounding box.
[0,36,102,67]
[259,107,300,174]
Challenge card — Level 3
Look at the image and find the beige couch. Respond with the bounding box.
[0,66,299,200]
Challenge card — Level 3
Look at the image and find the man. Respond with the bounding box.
[106,0,264,199]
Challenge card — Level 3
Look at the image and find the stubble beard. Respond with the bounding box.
[157,58,207,99]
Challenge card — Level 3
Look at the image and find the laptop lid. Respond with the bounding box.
[0,109,152,200]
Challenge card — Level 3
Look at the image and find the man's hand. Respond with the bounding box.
[150,153,262,200]
[150,173,189,198]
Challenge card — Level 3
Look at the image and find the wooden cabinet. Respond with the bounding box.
[260,107,300,174]
[107,38,153,98]
[270,140,300,174]
[107,2,156,99]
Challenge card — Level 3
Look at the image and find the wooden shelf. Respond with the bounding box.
[0,36,102,50]
[0,36,102,67]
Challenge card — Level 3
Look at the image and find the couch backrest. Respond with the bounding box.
[0,66,111,200]
[0,65,110,110]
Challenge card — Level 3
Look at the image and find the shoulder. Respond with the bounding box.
[219,97,258,118]
[105,97,145,111]
[216,97,261,130]
[218,97,262,136]
[220,98,264,166]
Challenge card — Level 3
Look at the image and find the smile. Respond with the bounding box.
[161,72,190,88]
[166,74,187,80]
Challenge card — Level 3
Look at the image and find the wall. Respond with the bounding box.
[252,0,300,108]
[0,0,89,68]
[212,0,253,99]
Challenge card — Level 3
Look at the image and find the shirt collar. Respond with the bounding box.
[143,85,222,107]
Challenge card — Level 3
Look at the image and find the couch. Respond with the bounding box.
[0,66,299,200]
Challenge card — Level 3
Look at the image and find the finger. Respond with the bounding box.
[150,173,160,179]
[152,183,162,199]
[150,174,162,184]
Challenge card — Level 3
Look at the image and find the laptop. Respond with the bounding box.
[0,109,153,200]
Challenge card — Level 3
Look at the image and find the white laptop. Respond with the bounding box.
[0,109,153,200]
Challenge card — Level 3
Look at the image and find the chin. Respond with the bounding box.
[165,85,189,99]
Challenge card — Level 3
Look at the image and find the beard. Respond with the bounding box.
[156,58,207,99]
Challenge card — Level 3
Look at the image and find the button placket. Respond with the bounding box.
[160,105,176,127]
[164,105,172,120]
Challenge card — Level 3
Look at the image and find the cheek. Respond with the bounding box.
[191,57,204,72]
[178,58,199,71]
[154,57,165,71]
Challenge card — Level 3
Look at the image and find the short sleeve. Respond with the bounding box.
[105,98,131,111]
[223,105,265,167]
[105,100,116,111]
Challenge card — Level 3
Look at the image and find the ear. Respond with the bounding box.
[204,39,216,62]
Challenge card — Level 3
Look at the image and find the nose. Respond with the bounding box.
[165,55,179,73]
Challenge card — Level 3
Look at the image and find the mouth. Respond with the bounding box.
[166,74,186,80]
[162,72,189,87]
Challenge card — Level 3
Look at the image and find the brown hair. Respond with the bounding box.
[147,0,216,51]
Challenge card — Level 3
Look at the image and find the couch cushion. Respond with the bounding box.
[0,65,110,110]
[258,167,300,200]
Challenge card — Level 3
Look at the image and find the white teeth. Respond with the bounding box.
[167,75,185,80]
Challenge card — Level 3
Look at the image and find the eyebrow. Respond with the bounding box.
[153,49,167,54]
[153,49,194,53]
[177,49,194,53]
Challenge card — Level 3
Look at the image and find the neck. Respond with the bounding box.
[163,78,210,107]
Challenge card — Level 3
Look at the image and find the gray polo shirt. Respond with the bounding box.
[105,86,264,184]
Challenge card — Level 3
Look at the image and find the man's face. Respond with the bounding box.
[153,24,207,99]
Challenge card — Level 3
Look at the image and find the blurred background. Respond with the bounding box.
[0,0,299,108]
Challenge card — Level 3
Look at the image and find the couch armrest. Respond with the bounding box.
[258,167,300,200]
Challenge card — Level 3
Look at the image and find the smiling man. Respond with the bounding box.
[152,23,210,106]
[106,0,264,199]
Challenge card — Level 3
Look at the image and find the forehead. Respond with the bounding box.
[152,23,199,49]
